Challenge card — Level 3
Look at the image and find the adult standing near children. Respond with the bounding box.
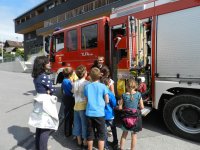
[29,56,58,150]
[84,67,109,150]
[91,56,106,70]
[97,56,106,70]
[91,56,115,94]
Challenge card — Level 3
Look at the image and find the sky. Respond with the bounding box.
[0,0,45,42]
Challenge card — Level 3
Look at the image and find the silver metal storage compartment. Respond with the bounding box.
[156,6,200,78]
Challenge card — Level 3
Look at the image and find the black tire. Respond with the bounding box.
[163,94,200,142]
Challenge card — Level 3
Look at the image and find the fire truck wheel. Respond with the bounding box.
[163,94,200,142]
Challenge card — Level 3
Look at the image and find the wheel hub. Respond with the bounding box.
[173,104,200,134]
[179,107,199,126]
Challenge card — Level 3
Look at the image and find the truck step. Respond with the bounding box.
[141,106,152,116]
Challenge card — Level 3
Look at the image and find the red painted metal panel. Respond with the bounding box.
[50,17,109,71]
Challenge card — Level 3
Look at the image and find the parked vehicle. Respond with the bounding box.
[46,0,200,142]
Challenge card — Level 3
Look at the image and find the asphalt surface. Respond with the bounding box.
[0,70,199,150]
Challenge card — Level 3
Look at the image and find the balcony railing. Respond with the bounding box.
[44,0,119,28]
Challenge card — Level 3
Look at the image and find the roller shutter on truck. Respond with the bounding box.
[156,6,200,79]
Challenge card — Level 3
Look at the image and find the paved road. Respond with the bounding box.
[0,70,199,150]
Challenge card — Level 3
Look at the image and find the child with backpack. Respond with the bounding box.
[118,79,144,150]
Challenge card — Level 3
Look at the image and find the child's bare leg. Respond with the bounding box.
[131,133,137,150]
[87,140,93,150]
[120,131,128,149]
[83,138,87,146]
[98,140,104,150]
[77,136,82,145]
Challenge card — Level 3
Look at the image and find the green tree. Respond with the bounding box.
[15,48,24,58]
[3,53,15,62]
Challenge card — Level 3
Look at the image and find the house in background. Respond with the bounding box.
[0,41,4,46]
[4,40,24,55]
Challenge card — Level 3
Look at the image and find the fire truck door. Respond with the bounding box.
[110,23,127,94]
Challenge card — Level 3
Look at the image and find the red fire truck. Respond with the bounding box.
[46,0,200,142]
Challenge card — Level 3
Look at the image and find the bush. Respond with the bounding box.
[15,48,24,58]
[0,48,24,62]
[3,53,15,62]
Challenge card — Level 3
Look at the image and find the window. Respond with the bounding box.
[67,29,77,51]
[54,32,64,52]
[81,24,98,49]
[112,24,126,37]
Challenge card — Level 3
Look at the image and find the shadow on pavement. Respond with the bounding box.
[142,109,200,145]
[52,118,114,150]
[142,109,168,133]
[8,125,35,150]
[23,90,36,96]
[51,119,82,150]
[5,101,33,113]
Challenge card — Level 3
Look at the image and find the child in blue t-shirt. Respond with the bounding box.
[101,77,118,150]
[84,67,109,150]
[61,67,75,137]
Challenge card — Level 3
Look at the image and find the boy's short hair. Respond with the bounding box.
[63,67,73,78]
[76,65,87,79]
[90,67,101,81]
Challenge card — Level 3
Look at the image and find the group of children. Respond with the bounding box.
[61,57,144,150]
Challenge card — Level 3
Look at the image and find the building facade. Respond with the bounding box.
[14,0,135,60]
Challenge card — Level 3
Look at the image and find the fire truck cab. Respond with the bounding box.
[48,17,109,83]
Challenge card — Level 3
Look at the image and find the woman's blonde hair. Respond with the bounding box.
[126,79,138,93]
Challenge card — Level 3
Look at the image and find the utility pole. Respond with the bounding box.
[0,38,3,63]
